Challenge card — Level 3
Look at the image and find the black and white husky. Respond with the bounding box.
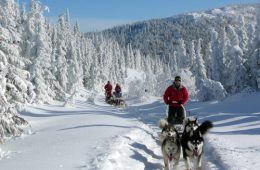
[181,120,213,170]
[183,117,199,135]
[159,119,181,170]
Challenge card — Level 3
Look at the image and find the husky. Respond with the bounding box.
[159,119,177,141]
[183,117,199,135]
[181,120,213,170]
[106,96,126,107]
[113,97,125,107]
[159,119,181,170]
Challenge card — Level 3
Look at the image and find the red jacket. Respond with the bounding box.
[115,85,121,93]
[104,83,112,96]
[163,84,188,107]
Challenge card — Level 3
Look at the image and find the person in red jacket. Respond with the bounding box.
[163,76,189,124]
[114,83,122,98]
[104,81,113,101]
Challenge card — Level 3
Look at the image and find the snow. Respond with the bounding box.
[0,1,259,169]
[124,68,145,93]
[0,92,260,169]
[125,68,145,82]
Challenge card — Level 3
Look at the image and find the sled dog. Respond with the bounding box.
[159,119,177,141]
[159,119,181,170]
[181,120,213,170]
[183,117,199,135]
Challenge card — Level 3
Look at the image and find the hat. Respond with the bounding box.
[174,76,181,81]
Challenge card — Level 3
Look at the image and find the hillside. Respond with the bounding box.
[89,4,260,96]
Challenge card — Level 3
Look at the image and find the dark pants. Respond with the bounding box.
[167,106,185,124]
[113,92,122,98]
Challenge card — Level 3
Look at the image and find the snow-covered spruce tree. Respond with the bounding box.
[110,41,125,86]
[237,15,249,53]
[204,41,213,79]
[0,0,35,139]
[169,51,178,72]
[194,38,206,78]
[115,43,125,85]
[133,49,141,71]
[208,28,224,82]
[82,38,96,90]
[176,39,188,69]
[224,25,246,93]
[71,21,84,89]
[64,31,84,106]
[126,43,135,69]
[25,0,55,104]
[48,26,65,101]
[187,40,196,73]
[99,39,114,82]
[142,54,156,96]
[55,13,70,93]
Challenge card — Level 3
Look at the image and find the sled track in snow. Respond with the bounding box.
[88,98,227,170]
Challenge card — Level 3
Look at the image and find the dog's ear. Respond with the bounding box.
[195,117,198,122]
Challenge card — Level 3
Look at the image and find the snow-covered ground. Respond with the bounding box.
[0,92,260,170]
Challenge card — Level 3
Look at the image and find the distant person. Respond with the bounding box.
[104,81,113,101]
[163,76,189,124]
[114,83,122,98]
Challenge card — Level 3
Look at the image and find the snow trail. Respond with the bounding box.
[1,92,260,170]
[90,96,224,170]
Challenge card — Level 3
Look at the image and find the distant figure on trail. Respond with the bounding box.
[104,81,113,101]
[113,83,122,98]
[163,76,189,124]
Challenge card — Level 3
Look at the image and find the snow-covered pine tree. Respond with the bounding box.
[116,43,126,85]
[48,26,65,101]
[169,51,178,72]
[55,13,69,92]
[112,41,125,85]
[26,0,55,104]
[134,49,142,71]
[237,15,249,53]
[195,38,207,78]
[209,28,223,82]
[204,41,213,79]
[176,39,188,68]
[64,30,84,106]
[188,40,196,73]
[224,25,246,93]
[82,38,96,90]
[126,43,134,68]
[0,0,35,139]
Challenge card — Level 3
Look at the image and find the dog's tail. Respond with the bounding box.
[198,120,213,135]
[159,118,168,129]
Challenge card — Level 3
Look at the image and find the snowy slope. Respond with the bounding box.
[0,92,260,170]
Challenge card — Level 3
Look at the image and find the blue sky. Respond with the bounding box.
[19,0,260,32]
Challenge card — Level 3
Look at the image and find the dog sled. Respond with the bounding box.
[159,101,214,170]
[112,96,126,107]
[105,95,126,108]
[165,101,186,135]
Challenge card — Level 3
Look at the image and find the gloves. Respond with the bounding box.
[178,100,182,105]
